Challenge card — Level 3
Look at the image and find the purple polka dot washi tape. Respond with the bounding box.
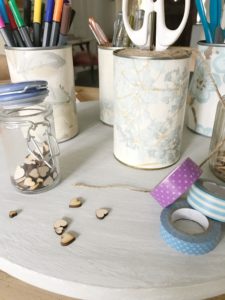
[150,158,202,207]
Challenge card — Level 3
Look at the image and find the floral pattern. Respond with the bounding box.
[187,44,225,137]
[114,55,190,169]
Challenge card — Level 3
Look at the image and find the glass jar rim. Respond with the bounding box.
[0,103,53,123]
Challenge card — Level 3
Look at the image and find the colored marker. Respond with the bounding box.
[8,0,33,47]
[5,1,24,47]
[23,0,32,28]
[33,0,42,46]
[42,0,55,47]
[0,0,16,46]
[0,0,9,25]
[0,14,15,46]
[49,0,63,46]
[58,3,71,46]
[69,9,76,30]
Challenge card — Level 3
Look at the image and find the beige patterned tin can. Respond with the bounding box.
[187,41,225,137]
[5,45,78,143]
[98,45,123,126]
[114,48,191,169]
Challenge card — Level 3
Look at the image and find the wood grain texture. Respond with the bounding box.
[76,86,99,101]
[0,55,10,81]
[0,268,225,300]
[0,271,78,300]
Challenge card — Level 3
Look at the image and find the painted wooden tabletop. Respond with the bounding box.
[0,101,225,300]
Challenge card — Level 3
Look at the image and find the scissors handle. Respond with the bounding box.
[122,0,191,51]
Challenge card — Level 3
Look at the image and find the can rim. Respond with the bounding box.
[5,44,72,51]
[198,40,225,47]
[113,47,192,60]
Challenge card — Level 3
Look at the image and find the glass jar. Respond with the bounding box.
[0,81,60,193]
[209,99,225,182]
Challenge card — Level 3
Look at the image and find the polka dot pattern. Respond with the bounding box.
[150,158,202,207]
[160,199,222,255]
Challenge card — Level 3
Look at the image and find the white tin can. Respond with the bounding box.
[114,48,191,169]
[98,45,123,126]
[5,45,78,143]
[187,41,225,137]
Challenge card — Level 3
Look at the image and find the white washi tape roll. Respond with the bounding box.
[187,179,225,222]
[160,199,222,255]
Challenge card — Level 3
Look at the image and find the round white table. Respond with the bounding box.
[0,101,224,300]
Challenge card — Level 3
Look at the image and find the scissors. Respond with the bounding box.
[122,0,191,51]
[196,0,223,44]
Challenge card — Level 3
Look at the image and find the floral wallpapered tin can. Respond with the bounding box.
[187,41,225,137]
[4,45,78,143]
[98,45,123,126]
[113,48,191,169]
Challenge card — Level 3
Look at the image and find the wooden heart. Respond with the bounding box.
[96,208,109,220]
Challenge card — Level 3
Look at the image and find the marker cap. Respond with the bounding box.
[33,0,42,23]
[60,4,71,34]
[5,1,17,30]
[53,0,64,22]
[0,14,5,28]
[8,0,25,27]
[0,0,9,23]
[45,0,55,22]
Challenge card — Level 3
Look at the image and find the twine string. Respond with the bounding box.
[199,137,225,168]
[74,183,152,193]
[191,47,225,166]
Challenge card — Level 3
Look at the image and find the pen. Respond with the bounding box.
[0,0,16,46]
[58,3,71,46]
[42,0,55,47]
[0,0,9,26]
[49,0,64,46]
[41,2,45,25]
[5,1,24,47]
[33,0,42,46]
[88,17,109,46]
[89,22,101,45]
[8,0,33,47]
[69,9,76,30]
[23,0,32,28]
[0,14,15,46]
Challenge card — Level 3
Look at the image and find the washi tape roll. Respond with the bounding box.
[151,158,202,207]
[187,179,225,222]
[160,199,222,255]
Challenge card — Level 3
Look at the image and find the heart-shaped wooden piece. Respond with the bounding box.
[54,219,68,229]
[55,226,64,235]
[96,208,109,220]
[69,198,82,208]
[61,232,76,246]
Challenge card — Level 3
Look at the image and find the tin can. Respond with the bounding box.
[98,45,123,126]
[113,48,191,169]
[5,45,78,142]
[187,41,225,137]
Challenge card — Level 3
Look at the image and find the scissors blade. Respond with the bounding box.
[195,0,213,43]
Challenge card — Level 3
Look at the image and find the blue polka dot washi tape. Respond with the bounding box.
[151,158,202,207]
[160,199,222,255]
[187,178,225,222]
